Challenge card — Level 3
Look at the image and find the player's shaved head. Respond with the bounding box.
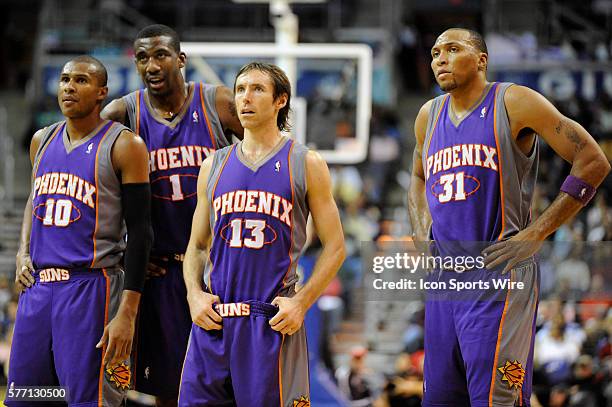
[136,24,181,53]
[441,28,488,54]
[65,55,108,86]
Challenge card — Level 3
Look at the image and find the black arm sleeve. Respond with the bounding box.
[121,183,152,292]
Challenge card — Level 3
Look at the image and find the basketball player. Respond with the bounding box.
[179,62,345,406]
[408,28,610,406]
[9,56,151,406]
[101,24,243,406]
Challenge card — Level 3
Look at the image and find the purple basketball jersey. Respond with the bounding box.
[124,82,229,254]
[423,82,538,245]
[206,138,309,303]
[30,120,126,269]
[424,83,502,242]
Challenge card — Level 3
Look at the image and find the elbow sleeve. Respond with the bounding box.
[121,183,152,292]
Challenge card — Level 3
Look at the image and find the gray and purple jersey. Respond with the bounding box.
[423,82,538,244]
[421,82,541,406]
[206,138,309,303]
[30,120,127,269]
[123,82,229,254]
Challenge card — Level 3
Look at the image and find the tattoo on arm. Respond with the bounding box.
[555,119,586,153]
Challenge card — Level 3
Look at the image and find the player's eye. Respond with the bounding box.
[136,55,148,63]
[450,47,458,52]
[77,78,87,84]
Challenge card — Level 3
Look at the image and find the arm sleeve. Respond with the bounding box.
[121,182,152,292]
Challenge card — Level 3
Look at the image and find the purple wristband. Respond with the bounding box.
[560,175,596,206]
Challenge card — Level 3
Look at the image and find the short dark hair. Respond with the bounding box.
[234,62,292,131]
[448,28,488,54]
[466,29,488,54]
[135,24,181,53]
[68,55,108,86]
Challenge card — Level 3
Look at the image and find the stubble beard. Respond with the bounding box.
[439,79,458,92]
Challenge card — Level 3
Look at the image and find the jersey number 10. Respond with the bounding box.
[43,199,75,227]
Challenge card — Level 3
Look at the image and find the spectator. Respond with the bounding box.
[336,346,374,407]
[556,245,591,293]
[375,353,422,407]
[549,384,570,407]
[401,306,424,354]
[535,313,582,385]
[569,354,607,407]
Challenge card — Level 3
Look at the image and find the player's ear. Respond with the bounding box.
[478,53,488,72]
[98,86,109,102]
[275,93,288,110]
[178,52,187,69]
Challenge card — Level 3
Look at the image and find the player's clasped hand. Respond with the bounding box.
[482,228,543,273]
[15,252,35,292]
[145,255,168,279]
[96,313,135,367]
[187,291,222,330]
[269,296,306,336]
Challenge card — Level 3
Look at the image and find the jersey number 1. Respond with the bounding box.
[169,174,184,201]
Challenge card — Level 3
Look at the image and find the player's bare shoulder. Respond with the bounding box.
[101,98,128,125]
[114,129,147,155]
[502,84,552,121]
[305,149,332,194]
[199,152,216,180]
[502,83,533,105]
[417,98,434,117]
[503,83,564,135]
[111,129,148,175]
[29,128,48,164]
[305,150,328,172]
[414,99,434,145]
[411,98,435,166]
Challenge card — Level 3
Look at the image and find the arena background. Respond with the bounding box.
[0,0,610,406]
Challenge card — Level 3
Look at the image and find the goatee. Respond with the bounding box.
[439,81,458,92]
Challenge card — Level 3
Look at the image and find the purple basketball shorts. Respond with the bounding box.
[133,257,191,399]
[178,300,310,407]
[6,267,128,407]
[423,259,539,407]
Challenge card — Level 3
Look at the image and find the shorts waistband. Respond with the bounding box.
[34,268,114,283]
[153,253,184,262]
[214,301,278,319]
